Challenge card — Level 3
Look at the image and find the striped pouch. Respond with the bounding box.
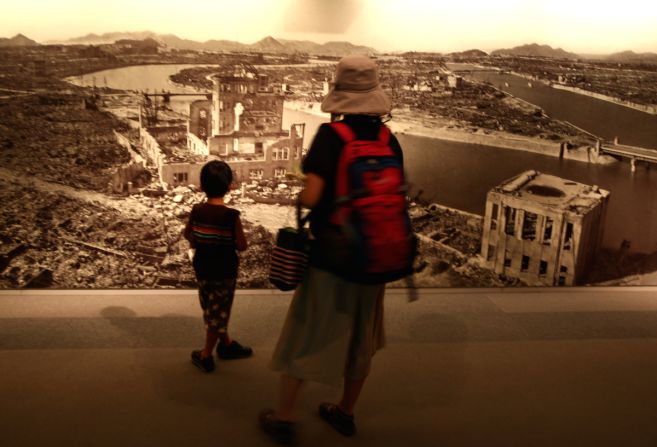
[269,200,310,291]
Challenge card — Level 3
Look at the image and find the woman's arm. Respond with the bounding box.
[299,173,325,209]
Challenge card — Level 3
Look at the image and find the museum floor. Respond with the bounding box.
[1,287,657,447]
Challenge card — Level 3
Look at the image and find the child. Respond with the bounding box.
[184,160,252,373]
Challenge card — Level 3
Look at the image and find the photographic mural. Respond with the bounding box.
[1,1,656,289]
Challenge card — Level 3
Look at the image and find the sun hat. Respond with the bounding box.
[321,55,391,116]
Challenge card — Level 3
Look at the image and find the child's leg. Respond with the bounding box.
[214,279,237,346]
[198,280,228,355]
[218,331,232,346]
[214,279,253,359]
[202,330,219,359]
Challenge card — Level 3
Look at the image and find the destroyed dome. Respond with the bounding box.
[212,62,259,81]
[525,184,565,198]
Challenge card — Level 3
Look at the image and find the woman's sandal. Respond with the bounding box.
[258,408,296,445]
[318,402,356,436]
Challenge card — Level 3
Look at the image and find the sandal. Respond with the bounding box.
[258,408,296,445]
[318,402,356,436]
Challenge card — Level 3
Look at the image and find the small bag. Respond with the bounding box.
[269,200,310,291]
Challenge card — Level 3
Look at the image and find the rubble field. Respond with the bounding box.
[0,154,523,289]
[477,56,657,108]
[1,51,653,288]
[0,90,130,190]
[0,176,279,288]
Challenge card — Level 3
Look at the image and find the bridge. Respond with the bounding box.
[597,139,657,171]
[142,91,212,103]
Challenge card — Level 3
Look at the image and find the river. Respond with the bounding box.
[69,64,657,254]
[455,66,657,149]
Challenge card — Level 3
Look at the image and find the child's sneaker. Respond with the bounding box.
[191,350,215,372]
[217,340,253,360]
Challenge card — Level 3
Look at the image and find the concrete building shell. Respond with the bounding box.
[480,170,610,286]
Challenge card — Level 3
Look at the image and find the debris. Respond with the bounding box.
[23,269,54,288]
[60,236,128,258]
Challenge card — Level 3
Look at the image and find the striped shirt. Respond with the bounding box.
[184,203,245,280]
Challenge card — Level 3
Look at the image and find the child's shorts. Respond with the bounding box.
[197,278,237,333]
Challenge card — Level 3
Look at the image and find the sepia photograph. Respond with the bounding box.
[1,0,656,289]
[2,1,657,447]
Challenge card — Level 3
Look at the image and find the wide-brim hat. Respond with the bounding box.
[321,55,391,116]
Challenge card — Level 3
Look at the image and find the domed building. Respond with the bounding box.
[185,63,304,184]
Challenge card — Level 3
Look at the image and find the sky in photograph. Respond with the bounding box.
[2,0,656,54]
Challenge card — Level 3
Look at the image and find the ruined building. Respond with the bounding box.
[481,170,610,286]
[185,63,304,184]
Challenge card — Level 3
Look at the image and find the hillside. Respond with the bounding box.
[448,49,488,58]
[605,50,657,65]
[0,34,39,47]
[61,31,157,45]
[491,43,579,60]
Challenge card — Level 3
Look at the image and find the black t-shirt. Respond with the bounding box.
[184,203,241,280]
[301,115,404,269]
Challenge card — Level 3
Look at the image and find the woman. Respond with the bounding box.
[259,55,406,444]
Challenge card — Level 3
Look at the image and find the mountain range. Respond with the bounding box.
[2,32,657,64]
[490,43,657,64]
[603,50,657,65]
[490,43,580,60]
[47,31,377,56]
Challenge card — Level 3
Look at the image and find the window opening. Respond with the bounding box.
[487,245,495,262]
[521,255,530,272]
[505,207,516,236]
[249,169,263,180]
[522,212,537,240]
[504,251,512,268]
[564,222,574,250]
[491,203,499,230]
[173,172,188,184]
[543,217,554,245]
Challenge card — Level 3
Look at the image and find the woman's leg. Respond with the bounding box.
[338,377,367,415]
[337,284,385,414]
[276,374,304,421]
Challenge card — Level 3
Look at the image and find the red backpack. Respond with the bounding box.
[328,121,416,284]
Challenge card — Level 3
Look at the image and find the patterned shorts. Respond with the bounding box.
[197,278,237,333]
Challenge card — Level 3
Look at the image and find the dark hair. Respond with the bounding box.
[200,160,233,198]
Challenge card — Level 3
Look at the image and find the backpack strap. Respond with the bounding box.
[329,122,355,226]
[377,124,391,146]
[330,121,390,145]
[329,121,356,143]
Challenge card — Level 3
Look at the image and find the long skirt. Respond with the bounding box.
[269,267,385,387]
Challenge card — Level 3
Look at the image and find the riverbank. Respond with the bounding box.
[506,70,657,116]
[284,100,617,165]
[551,83,657,115]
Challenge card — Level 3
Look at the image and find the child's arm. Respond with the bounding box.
[234,215,248,252]
[183,206,195,247]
